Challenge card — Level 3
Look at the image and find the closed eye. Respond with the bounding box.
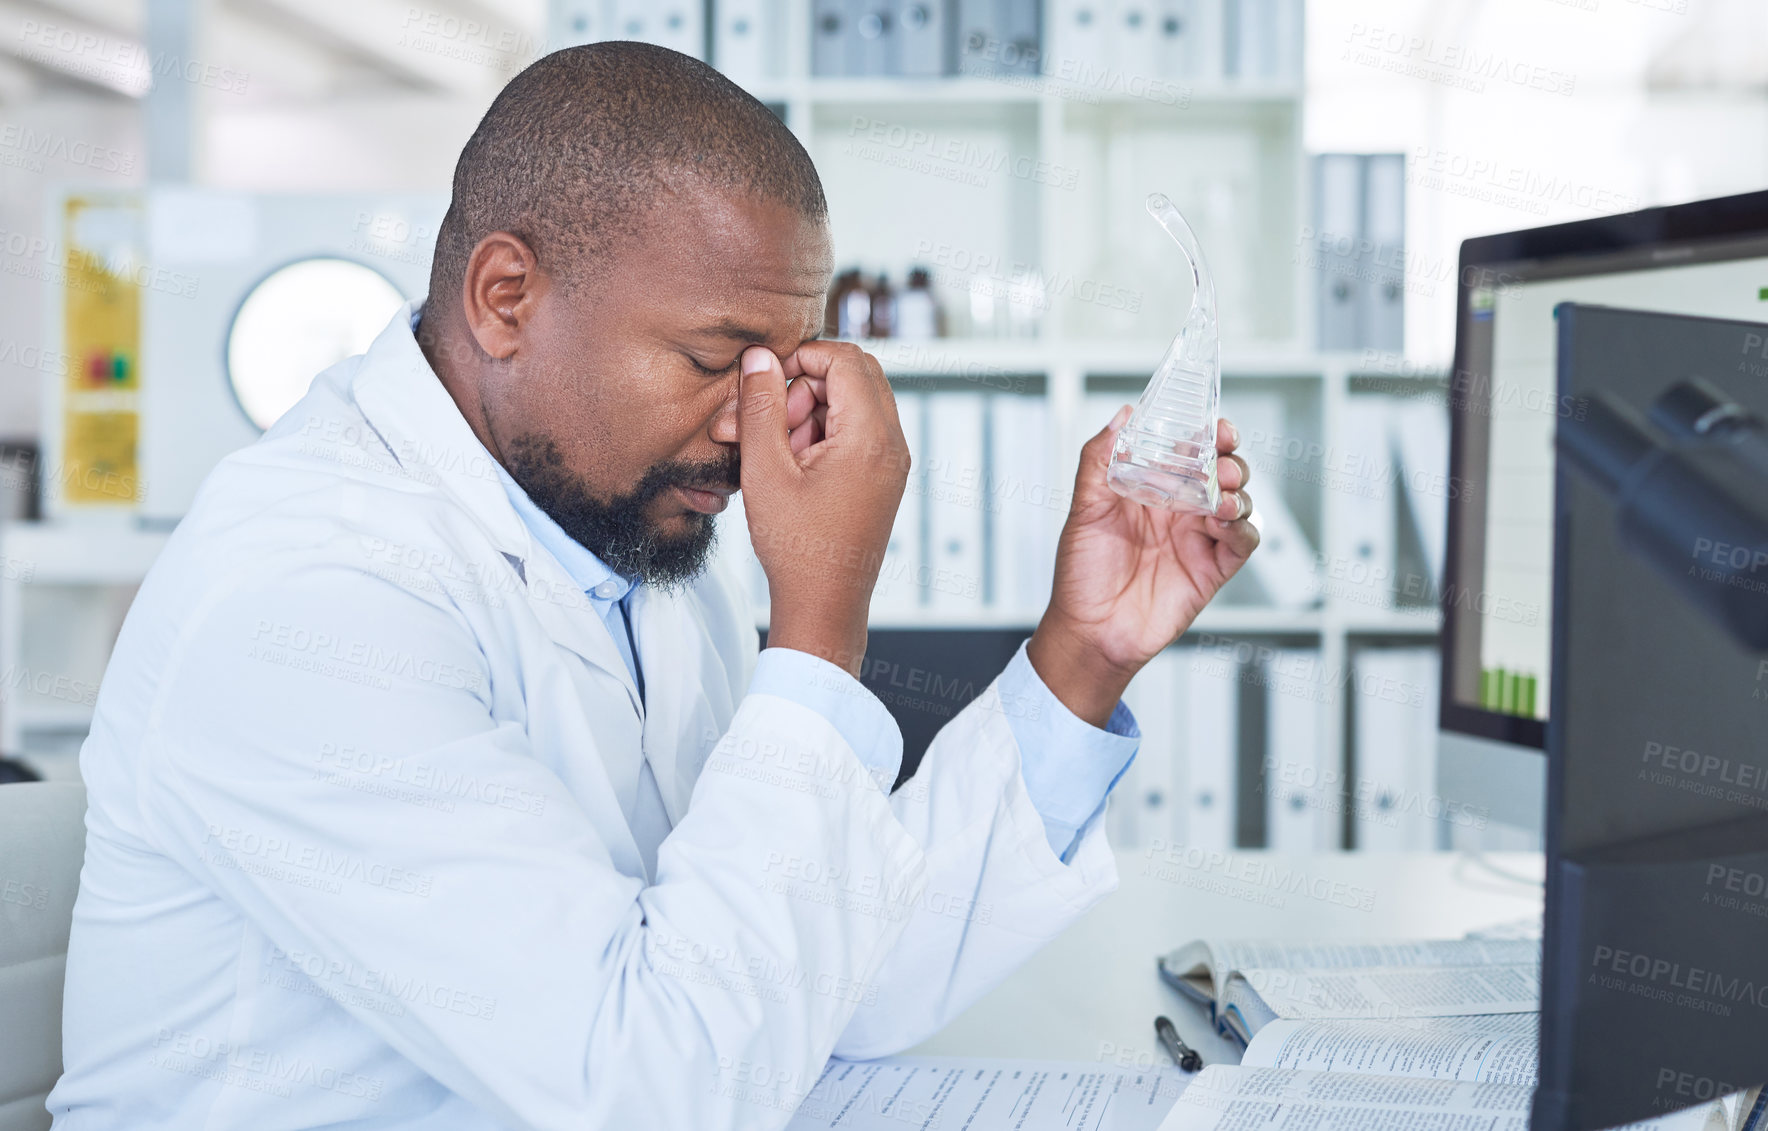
[685,353,738,377]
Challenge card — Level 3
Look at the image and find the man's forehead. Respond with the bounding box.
[623,184,832,280]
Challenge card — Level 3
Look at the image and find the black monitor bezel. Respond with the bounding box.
[1440,187,1768,752]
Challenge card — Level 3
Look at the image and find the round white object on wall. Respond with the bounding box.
[226,257,405,431]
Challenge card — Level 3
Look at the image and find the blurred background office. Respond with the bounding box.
[0,0,1763,852]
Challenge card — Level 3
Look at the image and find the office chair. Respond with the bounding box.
[0,783,86,1131]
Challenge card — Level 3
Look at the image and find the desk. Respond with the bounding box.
[908,849,1546,1069]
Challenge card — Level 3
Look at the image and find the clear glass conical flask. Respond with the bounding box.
[1106,193,1222,516]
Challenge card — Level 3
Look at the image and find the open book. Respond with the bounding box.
[1156,1064,1763,1131]
[1158,938,1540,1045]
[1156,939,1762,1131]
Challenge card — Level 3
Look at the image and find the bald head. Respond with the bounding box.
[430,41,827,314]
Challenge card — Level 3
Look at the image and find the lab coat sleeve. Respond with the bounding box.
[831,668,1123,1059]
[133,558,927,1131]
[997,640,1141,861]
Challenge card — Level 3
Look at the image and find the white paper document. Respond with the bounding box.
[1185,938,1539,1001]
[1241,962,1541,1020]
[784,1057,1191,1130]
[1155,1065,1731,1131]
[1242,1014,1539,1085]
[1158,1064,1534,1131]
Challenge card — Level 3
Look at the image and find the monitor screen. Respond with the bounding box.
[1442,190,1768,751]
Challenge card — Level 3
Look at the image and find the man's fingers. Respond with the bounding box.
[738,346,794,479]
[781,341,891,427]
[789,410,824,455]
[1086,404,1132,464]
[1211,490,1261,557]
[1216,417,1240,455]
[1214,486,1251,523]
[786,377,819,432]
[1218,453,1250,492]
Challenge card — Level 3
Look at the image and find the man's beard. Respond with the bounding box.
[505,435,740,590]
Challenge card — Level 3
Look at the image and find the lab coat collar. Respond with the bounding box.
[351,302,528,559]
[491,461,635,605]
[350,302,645,715]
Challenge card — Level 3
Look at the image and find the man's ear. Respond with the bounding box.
[461,231,544,361]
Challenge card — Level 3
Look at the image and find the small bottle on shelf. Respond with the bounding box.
[869,273,895,339]
[893,267,941,341]
[828,269,873,340]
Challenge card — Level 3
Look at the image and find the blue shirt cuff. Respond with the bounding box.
[747,648,904,793]
[998,640,1140,863]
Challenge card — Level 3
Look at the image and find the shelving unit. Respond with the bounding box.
[0,521,168,778]
[715,6,1449,851]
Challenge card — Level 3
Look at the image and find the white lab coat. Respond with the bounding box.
[48,305,1119,1131]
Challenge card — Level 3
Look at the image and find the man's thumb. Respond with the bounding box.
[738,346,792,475]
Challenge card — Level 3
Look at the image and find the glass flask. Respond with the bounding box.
[1106,192,1222,516]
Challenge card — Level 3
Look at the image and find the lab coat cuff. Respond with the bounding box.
[997,640,1140,862]
[749,647,904,792]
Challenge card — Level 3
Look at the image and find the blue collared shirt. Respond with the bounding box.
[491,448,1139,864]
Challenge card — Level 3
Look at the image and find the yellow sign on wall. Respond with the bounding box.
[61,196,143,506]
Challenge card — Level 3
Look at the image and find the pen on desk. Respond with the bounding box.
[1154,1015,1203,1072]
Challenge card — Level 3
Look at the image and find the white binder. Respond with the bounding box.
[1352,648,1441,850]
[812,0,849,75]
[873,391,925,617]
[549,0,610,47]
[895,0,950,76]
[924,392,988,613]
[1053,0,1112,75]
[1156,0,1223,80]
[1271,0,1302,82]
[1177,644,1240,849]
[998,0,1041,75]
[714,0,778,85]
[1113,0,1162,80]
[852,0,894,74]
[1113,646,1183,850]
[1337,395,1397,608]
[1231,0,1298,81]
[1219,389,1320,608]
[1362,153,1406,353]
[955,0,997,72]
[987,394,1055,617]
[1388,396,1451,592]
[1263,648,1329,851]
[1314,154,1364,352]
[612,0,704,59]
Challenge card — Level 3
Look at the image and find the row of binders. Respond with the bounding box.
[546,1,1305,85]
[574,2,1306,85]
[549,1,707,58]
[718,389,1061,620]
[1050,0,1302,86]
[1110,644,1445,853]
[1314,153,1407,353]
[811,0,1039,78]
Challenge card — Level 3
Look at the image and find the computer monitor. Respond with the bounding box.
[1438,189,1768,835]
[1538,302,1768,1131]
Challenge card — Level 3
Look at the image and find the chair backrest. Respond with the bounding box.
[0,783,87,1131]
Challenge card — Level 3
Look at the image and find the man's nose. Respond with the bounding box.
[709,381,740,445]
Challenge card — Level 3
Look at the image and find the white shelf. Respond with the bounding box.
[865,339,1429,378]
[9,702,96,730]
[1339,607,1443,634]
[744,78,1303,109]
[0,521,169,584]
[754,604,1446,638]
